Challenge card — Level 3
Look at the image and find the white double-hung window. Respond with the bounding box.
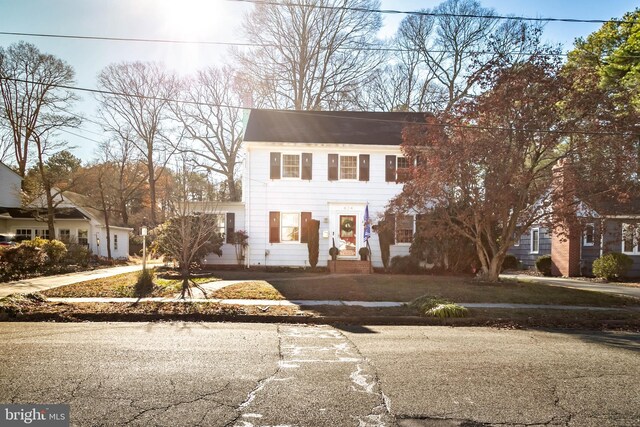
[622,223,639,254]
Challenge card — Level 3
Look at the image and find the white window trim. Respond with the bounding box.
[281,153,302,180]
[530,228,540,254]
[395,214,414,246]
[280,212,301,244]
[338,154,359,181]
[583,223,595,247]
[622,223,639,255]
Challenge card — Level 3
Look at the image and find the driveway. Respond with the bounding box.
[501,273,640,299]
[0,264,150,297]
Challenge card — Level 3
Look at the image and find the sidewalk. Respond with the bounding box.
[44,297,639,311]
[0,264,153,298]
[501,273,640,299]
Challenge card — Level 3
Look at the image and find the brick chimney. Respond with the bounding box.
[550,159,581,277]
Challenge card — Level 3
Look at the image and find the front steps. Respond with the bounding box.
[327,260,373,274]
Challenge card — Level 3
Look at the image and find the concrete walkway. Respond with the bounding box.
[43,297,639,311]
[501,273,640,299]
[0,264,154,298]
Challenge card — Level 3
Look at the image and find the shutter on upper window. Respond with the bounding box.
[226,212,235,244]
[302,153,313,180]
[300,212,312,243]
[385,155,396,182]
[328,154,338,181]
[269,211,280,243]
[270,152,281,179]
[358,154,369,181]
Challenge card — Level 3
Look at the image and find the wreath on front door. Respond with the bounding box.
[341,218,354,233]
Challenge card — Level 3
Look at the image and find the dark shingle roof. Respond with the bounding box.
[0,207,89,220]
[243,109,430,145]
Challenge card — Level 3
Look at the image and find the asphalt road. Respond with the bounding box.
[0,323,638,426]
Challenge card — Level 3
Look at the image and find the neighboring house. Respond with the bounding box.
[202,109,428,269]
[0,161,22,208]
[508,199,640,278]
[0,164,132,259]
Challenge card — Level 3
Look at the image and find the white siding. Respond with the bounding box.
[0,163,22,207]
[245,143,411,268]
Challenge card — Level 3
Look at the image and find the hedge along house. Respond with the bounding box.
[200,109,428,271]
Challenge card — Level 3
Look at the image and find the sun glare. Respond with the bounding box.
[158,0,230,39]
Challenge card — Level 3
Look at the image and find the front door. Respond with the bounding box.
[338,214,357,258]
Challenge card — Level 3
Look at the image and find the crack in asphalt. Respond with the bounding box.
[224,325,284,427]
[123,382,231,426]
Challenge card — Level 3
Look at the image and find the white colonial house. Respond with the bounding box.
[0,162,131,259]
[202,109,427,270]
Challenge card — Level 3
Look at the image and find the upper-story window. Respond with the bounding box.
[270,152,312,180]
[622,223,639,254]
[339,155,358,180]
[282,154,301,178]
[385,155,412,183]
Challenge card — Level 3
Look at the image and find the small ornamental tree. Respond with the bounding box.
[377,219,394,272]
[231,230,249,266]
[152,213,223,298]
[307,219,320,269]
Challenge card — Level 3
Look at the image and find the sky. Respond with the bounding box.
[0,0,638,161]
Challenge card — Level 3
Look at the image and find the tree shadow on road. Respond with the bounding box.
[572,331,640,353]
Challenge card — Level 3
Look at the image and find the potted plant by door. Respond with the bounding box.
[329,246,339,261]
[358,247,369,261]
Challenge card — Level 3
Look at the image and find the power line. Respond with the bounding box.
[1,76,637,137]
[4,30,640,60]
[224,0,630,24]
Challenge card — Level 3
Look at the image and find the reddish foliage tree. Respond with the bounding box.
[394,52,572,281]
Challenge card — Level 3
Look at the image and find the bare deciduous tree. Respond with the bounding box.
[96,62,179,225]
[236,0,383,110]
[171,67,243,201]
[0,41,79,177]
[394,0,540,112]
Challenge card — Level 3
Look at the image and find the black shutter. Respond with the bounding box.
[301,212,312,243]
[226,213,235,244]
[270,152,281,180]
[302,153,313,180]
[328,154,339,181]
[385,155,396,182]
[359,154,369,181]
[269,212,280,243]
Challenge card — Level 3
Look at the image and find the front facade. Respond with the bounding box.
[204,109,427,269]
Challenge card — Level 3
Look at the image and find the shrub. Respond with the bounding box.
[426,303,468,318]
[501,254,519,271]
[592,252,633,281]
[358,247,369,261]
[42,239,68,264]
[390,255,421,274]
[307,219,320,268]
[134,268,155,297]
[408,295,453,314]
[536,255,552,276]
[66,243,91,267]
[0,243,46,280]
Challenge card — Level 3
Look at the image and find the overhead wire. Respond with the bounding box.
[1,76,636,138]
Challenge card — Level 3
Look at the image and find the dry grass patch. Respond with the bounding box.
[260,274,640,307]
[211,281,285,300]
[42,271,219,298]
